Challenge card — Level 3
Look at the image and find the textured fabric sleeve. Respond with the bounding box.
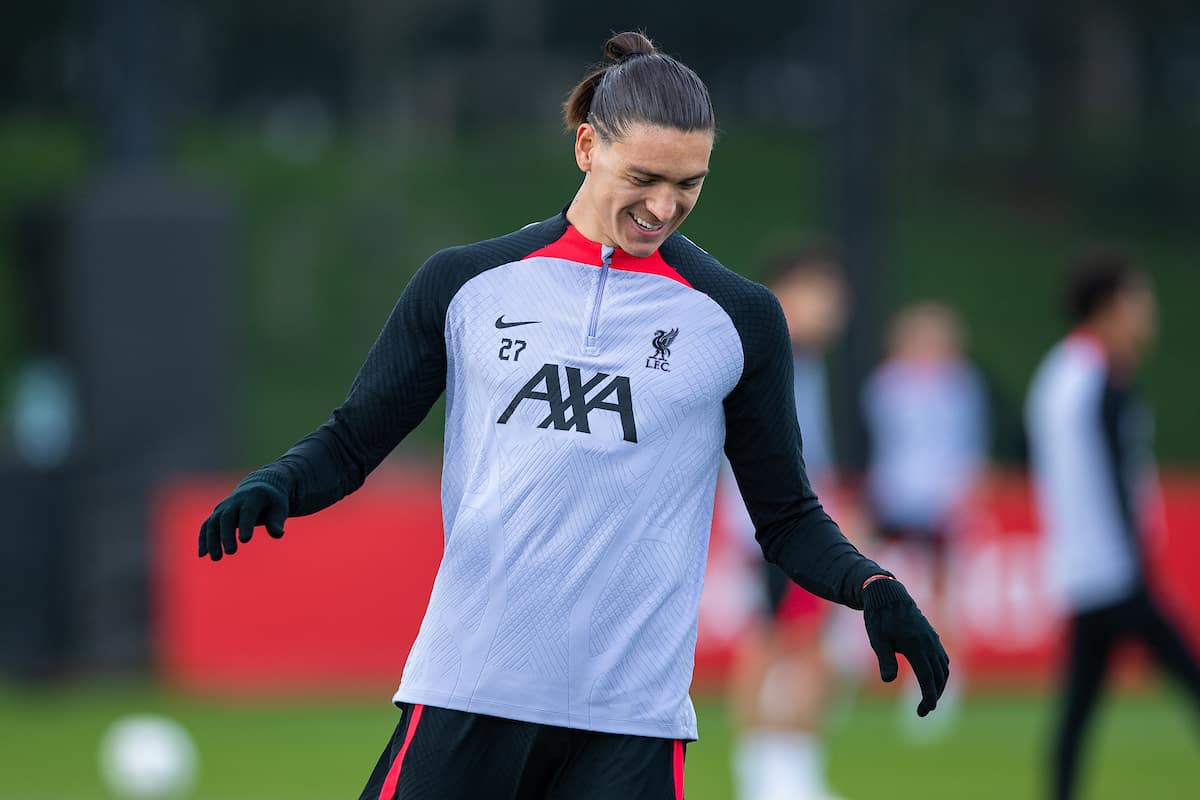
[722,285,888,609]
[240,248,461,516]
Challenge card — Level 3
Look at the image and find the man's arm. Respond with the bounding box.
[250,251,454,514]
[199,249,457,560]
[722,286,886,608]
[722,287,948,715]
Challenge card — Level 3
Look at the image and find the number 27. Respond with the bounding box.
[499,338,527,361]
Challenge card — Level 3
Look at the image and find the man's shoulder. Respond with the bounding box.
[430,215,569,272]
[659,233,777,315]
[409,215,569,306]
[1037,338,1106,386]
[1028,337,1107,419]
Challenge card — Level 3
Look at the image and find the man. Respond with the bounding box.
[200,31,948,799]
[862,302,988,733]
[1026,253,1200,800]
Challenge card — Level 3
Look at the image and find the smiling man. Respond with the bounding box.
[198,31,948,800]
[569,121,711,257]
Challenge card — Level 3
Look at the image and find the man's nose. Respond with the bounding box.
[644,190,676,223]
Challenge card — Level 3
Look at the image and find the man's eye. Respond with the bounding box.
[630,176,653,186]
[680,181,700,190]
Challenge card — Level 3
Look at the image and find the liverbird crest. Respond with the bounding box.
[652,328,679,360]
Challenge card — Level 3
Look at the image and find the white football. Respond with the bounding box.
[98,714,198,798]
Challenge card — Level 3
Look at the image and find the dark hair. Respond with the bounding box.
[761,240,845,289]
[563,31,715,141]
[1066,251,1146,324]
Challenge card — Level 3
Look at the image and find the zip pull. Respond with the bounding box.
[585,246,614,351]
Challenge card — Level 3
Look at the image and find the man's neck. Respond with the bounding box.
[1075,324,1138,379]
[565,192,612,248]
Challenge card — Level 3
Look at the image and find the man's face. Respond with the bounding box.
[1111,283,1158,364]
[775,271,848,351]
[573,122,712,257]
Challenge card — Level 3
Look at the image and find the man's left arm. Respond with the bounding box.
[722,286,949,715]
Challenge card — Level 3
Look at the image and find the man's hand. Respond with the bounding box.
[198,482,288,561]
[862,577,949,716]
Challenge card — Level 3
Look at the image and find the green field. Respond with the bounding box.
[2,682,1196,799]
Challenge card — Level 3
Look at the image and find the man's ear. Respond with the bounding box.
[575,123,597,173]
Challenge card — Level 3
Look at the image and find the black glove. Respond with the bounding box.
[198,480,288,561]
[862,577,949,717]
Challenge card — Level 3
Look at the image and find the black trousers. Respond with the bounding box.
[1052,586,1200,800]
[360,703,685,800]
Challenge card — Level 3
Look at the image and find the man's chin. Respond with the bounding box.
[619,234,667,258]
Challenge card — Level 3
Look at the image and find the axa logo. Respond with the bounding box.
[497,363,638,443]
[645,327,679,372]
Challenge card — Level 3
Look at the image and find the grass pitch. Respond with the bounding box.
[0,682,1195,799]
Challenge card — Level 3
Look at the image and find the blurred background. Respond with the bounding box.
[2,1,1199,798]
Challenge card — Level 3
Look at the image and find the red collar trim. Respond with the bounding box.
[1067,328,1108,362]
[523,225,692,288]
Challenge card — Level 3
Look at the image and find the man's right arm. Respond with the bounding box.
[199,250,457,559]
[251,251,455,514]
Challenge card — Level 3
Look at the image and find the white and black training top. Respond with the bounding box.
[242,211,885,740]
[1026,333,1153,613]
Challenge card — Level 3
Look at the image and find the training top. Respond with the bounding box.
[862,357,988,531]
[1026,333,1152,612]
[240,211,886,740]
[792,351,837,484]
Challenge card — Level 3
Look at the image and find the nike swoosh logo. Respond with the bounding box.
[495,316,541,329]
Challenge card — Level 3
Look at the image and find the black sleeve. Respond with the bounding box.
[1099,379,1143,561]
[237,215,570,516]
[240,249,459,515]
[721,284,887,610]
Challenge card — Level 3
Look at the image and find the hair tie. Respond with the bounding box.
[618,50,652,65]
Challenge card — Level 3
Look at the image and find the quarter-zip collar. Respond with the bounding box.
[523,222,693,289]
[584,245,615,353]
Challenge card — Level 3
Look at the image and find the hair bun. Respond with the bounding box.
[604,31,656,64]
[562,30,712,136]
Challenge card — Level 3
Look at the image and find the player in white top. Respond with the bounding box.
[1027,252,1200,800]
[862,303,988,732]
[199,31,949,799]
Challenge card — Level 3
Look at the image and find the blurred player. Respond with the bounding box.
[199,31,949,799]
[1026,253,1200,800]
[723,244,851,800]
[861,302,988,730]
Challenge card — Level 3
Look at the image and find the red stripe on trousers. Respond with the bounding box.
[673,739,684,800]
[378,704,425,800]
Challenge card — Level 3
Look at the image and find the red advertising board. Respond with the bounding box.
[155,467,445,690]
[154,469,1200,692]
